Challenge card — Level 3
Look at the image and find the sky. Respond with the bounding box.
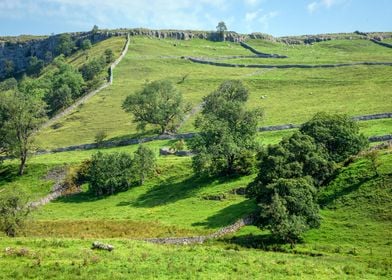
[0,0,391,37]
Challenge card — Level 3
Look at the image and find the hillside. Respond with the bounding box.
[0,145,391,279]
[34,35,392,149]
[0,30,392,279]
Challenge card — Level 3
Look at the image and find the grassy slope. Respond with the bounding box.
[222,39,392,64]
[35,37,392,149]
[0,148,391,279]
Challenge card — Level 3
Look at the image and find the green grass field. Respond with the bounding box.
[1,34,392,279]
[1,147,391,279]
[35,37,392,149]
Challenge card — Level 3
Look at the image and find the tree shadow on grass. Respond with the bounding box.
[53,191,102,203]
[0,165,18,185]
[318,175,376,207]
[119,174,243,208]
[191,200,257,229]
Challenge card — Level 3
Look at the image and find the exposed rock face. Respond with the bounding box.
[127,28,247,42]
[0,32,113,79]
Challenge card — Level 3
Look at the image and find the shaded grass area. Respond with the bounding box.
[35,37,392,149]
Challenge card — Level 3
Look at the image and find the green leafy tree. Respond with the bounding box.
[0,91,47,175]
[216,21,228,41]
[300,112,368,162]
[0,78,17,92]
[26,56,44,76]
[104,48,115,63]
[44,84,73,115]
[133,145,156,185]
[81,39,92,50]
[52,57,85,99]
[79,56,105,81]
[3,59,15,78]
[87,152,134,196]
[55,34,75,56]
[258,177,320,243]
[0,190,31,237]
[248,132,334,198]
[122,80,190,134]
[190,80,262,176]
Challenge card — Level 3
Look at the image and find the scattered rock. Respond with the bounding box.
[229,187,247,195]
[202,194,226,201]
[92,241,114,252]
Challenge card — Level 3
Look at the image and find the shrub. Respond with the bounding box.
[94,131,108,147]
[132,145,156,185]
[81,39,92,50]
[0,191,30,237]
[104,48,115,63]
[87,152,134,196]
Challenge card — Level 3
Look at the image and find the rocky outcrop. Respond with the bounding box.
[127,28,247,42]
[0,31,113,79]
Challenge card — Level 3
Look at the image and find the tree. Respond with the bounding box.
[81,39,92,50]
[300,112,368,162]
[55,34,75,56]
[26,56,44,77]
[87,152,134,196]
[248,132,334,198]
[190,80,262,176]
[51,57,85,99]
[257,177,320,243]
[122,80,190,134]
[216,21,228,41]
[92,25,99,34]
[104,48,115,63]
[79,56,105,81]
[0,91,47,175]
[133,145,156,185]
[44,84,73,115]
[0,190,30,237]
[3,59,15,78]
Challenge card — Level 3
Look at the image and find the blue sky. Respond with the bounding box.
[0,0,391,36]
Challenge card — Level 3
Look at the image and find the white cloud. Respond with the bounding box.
[307,2,318,14]
[306,0,347,14]
[244,9,278,32]
[0,0,229,32]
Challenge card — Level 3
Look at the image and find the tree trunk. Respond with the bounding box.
[18,155,27,176]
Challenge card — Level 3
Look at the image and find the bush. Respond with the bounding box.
[0,191,30,237]
[104,48,115,63]
[87,152,134,196]
[94,131,108,147]
[80,56,106,81]
[132,145,156,185]
[81,39,92,50]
